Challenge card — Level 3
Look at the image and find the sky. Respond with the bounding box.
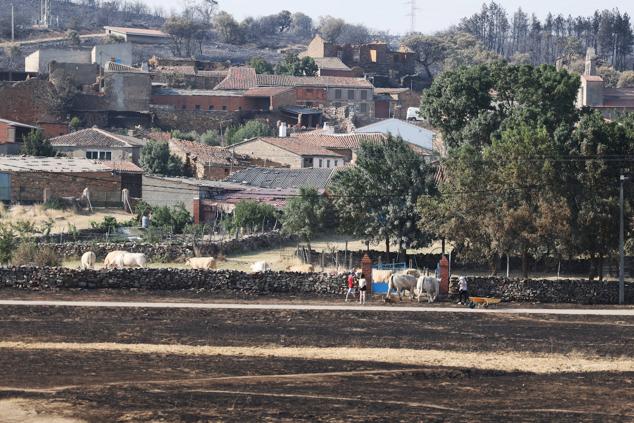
[148,0,633,35]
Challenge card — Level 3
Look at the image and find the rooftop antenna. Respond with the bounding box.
[405,0,419,34]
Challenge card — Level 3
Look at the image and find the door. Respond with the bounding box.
[0,173,10,201]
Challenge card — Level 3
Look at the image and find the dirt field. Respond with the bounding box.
[0,299,633,422]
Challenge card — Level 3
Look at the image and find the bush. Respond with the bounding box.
[43,197,69,210]
[69,116,81,131]
[226,120,273,145]
[11,242,61,267]
[199,130,220,146]
[171,129,198,141]
[90,216,119,233]
[150,204,192,234]
[0,227,17,265]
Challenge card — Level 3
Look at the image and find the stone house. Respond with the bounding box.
[0,118,38,155]
[0,79,69,138]
[0,156,142,205]
[312,57,356,77]
[373,88,421,120]
[168,139,251,180]
[577,48,634,118]
[92,43,134,68]
[215,67,375,120]
[230,136,346,169]
[301,35,417,87]
[25,49,92,74]
[49,128,146,163]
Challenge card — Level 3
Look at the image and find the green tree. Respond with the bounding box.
[249,57,274,74]
[0,227,17,265]
[69,117,81,131]
[330,135,436,254]
[151,204,192,234]
[140,140,187,176]
[228,200,278,233]
[275,53,318,76]
[281,187,329,251]
[226,120,272,145]
[21,130,55,157]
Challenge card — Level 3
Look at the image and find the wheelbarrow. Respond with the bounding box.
[468,297,502,308]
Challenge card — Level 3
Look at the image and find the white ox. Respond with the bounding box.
[416,275,440,303]
[386,273,418,301]
[104,251,147,269]
[186,257,217,269]
[251,261,271,272]
[80,251,96,270]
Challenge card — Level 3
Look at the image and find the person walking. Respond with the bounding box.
[458,276,469,304]
[345,272,356,302]
[358,273,367,304]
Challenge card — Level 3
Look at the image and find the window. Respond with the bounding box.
[195,105,201,110]
[360,90,368,100]
[222,105,227,110]
[359,103,368,113]
[335,89,342,99]
[181,104,186,110]
[348,90,355,100]
[208,105,214,110]
[326,159,331,168]
[334,160,338,167]
[353,49,360,63]
[319,158,323,167]
[370,49,378,63]
[86,151,111,160]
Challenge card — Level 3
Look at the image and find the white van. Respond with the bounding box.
[406,107,423,121]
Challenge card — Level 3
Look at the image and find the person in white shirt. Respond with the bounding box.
[458,276,469,304]
[358,273,367,304]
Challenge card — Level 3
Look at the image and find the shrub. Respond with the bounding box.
[171,129,198,141]
[90,216,119,233]
[11,242,61,267]
[11,219,37,236]
[0,227,17,264]
[43,197,68,210]
[199,130,220,146]
[150,203,192,234]
[226,120,272,145]
[69,116,81,131]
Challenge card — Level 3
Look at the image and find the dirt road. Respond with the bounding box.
[0,300,632,421]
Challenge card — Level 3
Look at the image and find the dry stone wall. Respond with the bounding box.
[0,267,346,296]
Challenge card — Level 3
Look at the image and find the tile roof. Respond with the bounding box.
[169,139,248,165]
[104,26,169,38]
[153,87,246,97]
[225,167,335,190]
[98,160,143,173]
[313,57,351,71]
[50,128,146,148]
[214,67,258,90]
[293,131,387,149]
[0,156,132,173]
[374,87,410,95]
[253,137,345,157]
[104,61,147,73]
[215,67,374,90]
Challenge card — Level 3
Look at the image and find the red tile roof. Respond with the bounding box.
[50,128,146,148]
[214,67,258,90]
[99,160,143,174]
[293,132,386,149]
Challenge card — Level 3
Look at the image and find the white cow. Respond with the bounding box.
[186,257,217,269]
[416,275,440,303]
[80,251,96,270]
[103,250,127,269]
[386,273,418,301]
[104,251,147,269]
[251,261,271,272]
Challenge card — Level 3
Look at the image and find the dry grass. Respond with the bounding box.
[0,205,133,235]
[0,341,632,374]
[0,399,84,423]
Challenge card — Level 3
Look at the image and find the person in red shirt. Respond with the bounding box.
[345,272,356,302]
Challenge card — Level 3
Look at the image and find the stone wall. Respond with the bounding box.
[44,231,296,262]
[151,107,240,133]
[0,267,346,296]
[449,276,634,305]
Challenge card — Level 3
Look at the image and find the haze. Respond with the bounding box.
[146,0,633,34]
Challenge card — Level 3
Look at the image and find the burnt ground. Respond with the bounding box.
[0,295,633,421]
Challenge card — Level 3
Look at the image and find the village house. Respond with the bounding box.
[104,26,170,44]
[374,88,422,120]
[0,156,142,205]
[301,35,417,88]
[291,131,387,163]
[168,139,251,180]
[25,44,133,75]
[229,136,346,169]
[312,57,357,78]
[0,79,69,138]
[49,128,146,163]
[577,48,634,118]
[214,67,375,120]
[0,119,38,155]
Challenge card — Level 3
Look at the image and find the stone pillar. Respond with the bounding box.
[361,254,373,294]
[439,255,449,297]
[192,198,201,224]
[43,187,50,203]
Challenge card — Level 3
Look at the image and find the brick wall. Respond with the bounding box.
[8,171,121,205]
[0,79,66,136]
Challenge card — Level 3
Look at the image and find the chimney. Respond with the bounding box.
[585,48,597,76]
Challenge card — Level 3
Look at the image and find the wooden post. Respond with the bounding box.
[361,254,373,295]
[321,250,324,272]
[335,250,339,272]
[439,256,449,297]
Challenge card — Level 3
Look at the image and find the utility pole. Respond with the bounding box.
[406,0,419,34]
[11,4,14,42]
[619,175,629,305]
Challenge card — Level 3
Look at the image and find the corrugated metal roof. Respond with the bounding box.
[224,167,335,190]
[355,119,436,152]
